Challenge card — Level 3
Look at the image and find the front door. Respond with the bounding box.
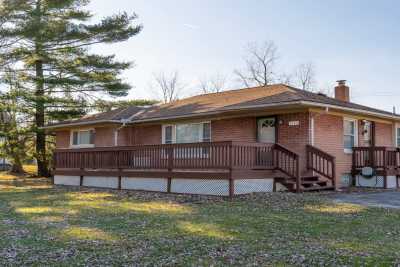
[257,117,276,143]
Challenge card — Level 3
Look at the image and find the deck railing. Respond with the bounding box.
[55,141,299,178]
[274,144,301,192]
[306,145,336,187]
[352,146,400,173]
[55,142,235,171]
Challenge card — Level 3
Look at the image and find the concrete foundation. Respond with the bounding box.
[54,175,80,186]
[82,176,119,189]
[121,177,168,192]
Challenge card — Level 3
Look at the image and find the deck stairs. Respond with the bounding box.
[275,175,335,192]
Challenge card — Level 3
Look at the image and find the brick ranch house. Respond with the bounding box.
[46,81,400,196]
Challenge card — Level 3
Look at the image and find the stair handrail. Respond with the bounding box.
[306,144,336,187]
[273,143,301,193]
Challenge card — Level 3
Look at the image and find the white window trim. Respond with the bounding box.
[70,128,95,148]
[114,129,118,146]
[162,121,211,144]
[162,124,176,144]
[343,118,358,154]
[310,116,315,146]
[395,123,400,147]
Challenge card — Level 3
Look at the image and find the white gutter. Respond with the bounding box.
[43,120,122,129]
[300,101,400,121]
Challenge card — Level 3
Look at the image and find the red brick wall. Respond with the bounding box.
[95,127,115,147]
[312,113,350,186]
[117,127,130,146]
[212,117,257,142]
[277,112,310,173]
[118,125,162,145]
[55,130,70,149]
[375,122,393,146]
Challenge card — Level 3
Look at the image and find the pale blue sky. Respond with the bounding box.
[89,0,400,112]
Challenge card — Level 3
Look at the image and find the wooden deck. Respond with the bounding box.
[54,141,336,194]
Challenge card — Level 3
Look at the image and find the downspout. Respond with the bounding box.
[115,119,129,146]
[308,106,329,146]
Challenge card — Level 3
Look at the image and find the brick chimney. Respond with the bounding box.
[335,80,350,102]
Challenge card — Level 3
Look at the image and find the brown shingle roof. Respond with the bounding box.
[45,84,400,128]
[46,106,146,127]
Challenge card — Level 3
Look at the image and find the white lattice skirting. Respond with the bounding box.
[54,176,277,196]
[234,179,274,194]
[355,175,398,188]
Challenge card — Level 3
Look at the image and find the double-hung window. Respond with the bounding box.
[163,122,211,144]
[396,127,400,147]
[343,118,357,153]
[71,129,95,147]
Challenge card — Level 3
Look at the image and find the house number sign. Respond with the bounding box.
[288,121,300,126]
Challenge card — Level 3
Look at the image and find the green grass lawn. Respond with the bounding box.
[1,172,400,266]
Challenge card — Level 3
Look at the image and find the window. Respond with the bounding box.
[71,129,95,147]
[344,119,357,152]
[203,122,211,142]
[164,125,173,144]
[162,122,211,158]
[163,122,211,144]
[396,128,400,147]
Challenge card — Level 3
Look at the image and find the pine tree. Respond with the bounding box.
[0,73,33,174]
[0,0,142,176]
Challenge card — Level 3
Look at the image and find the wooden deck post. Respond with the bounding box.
[228,142,234,198]
[383,148,387,189]
[332,157,336,189]
[79,173,83,187]
[79,152,84,187]
[296,158,301,193]
[117,151,122,190]
[167,146,173,193]
[351,148,356,186]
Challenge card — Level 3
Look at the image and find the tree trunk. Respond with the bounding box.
[34,1,50,177]
[35,59,50,177]
[10,159,24,174]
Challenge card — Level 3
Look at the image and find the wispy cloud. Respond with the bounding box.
[183,23,200,30]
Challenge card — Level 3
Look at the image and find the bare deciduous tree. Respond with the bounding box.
[277,73,293,86]
[152,71,185,103]
[234,41,278,87]
[294,62,316,91]
[198,73,227,94]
